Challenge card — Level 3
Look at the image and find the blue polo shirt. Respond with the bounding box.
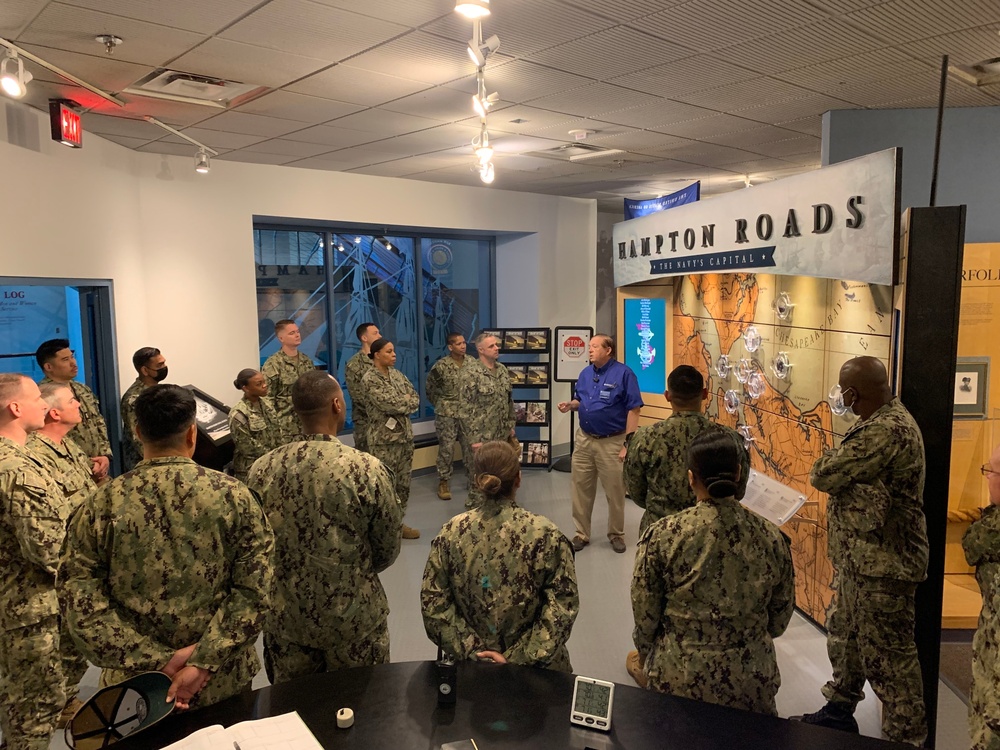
[575,358,644,437]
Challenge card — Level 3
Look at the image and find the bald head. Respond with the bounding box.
[839,356,892,419]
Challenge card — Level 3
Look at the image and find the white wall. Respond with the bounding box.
[0,99,595,441]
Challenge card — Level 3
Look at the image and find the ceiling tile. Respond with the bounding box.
[732,93,858,124]
[220,0,409,62]
[82,112,165,138]
[654,113,769,138]
[676,77,820,111]
[170,38,331,89]
[555,0,688,23]
[777,48,933,91]
[280,123,380,148]
[600,99,717,129]
[748,135,821,158]
[701,125,802,148]
[285,64,431,105]
[61,0,262,34]
[896,23,1000,66]
[17,43,153,91]
[86,95,217,127]
[195,109,308,137]
[217,151,297,165]
[2,0,49,37]
[238,138,337,157]
[12,78,109,116]
[774,116,824,136]
[383,86,506,123]
[352,123,483,156]
[525,83,656,118]
[845,0,1000,46]
[444,61,593,104]
[526,26,693,80]
[587,129,694,152]
[97,132,156,148]
[235,90,363,123]
[326,107,443,136]
[343,31,503,86]
[287,146,398,169]
[309,0,449,27]
[608,55,764,98]
[137,140,228,157]
[157,126,266,149]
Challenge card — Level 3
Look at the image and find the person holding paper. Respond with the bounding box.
[631,429,794,714]
[59,384,274,710]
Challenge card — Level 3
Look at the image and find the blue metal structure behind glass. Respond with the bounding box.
[253,229,493,430]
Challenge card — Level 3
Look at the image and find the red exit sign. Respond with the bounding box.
[48,100,83,148]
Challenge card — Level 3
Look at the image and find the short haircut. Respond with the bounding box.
[668,365,704,400]
[687,429,741,499]
[132,347,161,373]
[36,338,70,368]
[593,333,615,357]
[134,385,195,446]
[0,373,29,408]
[473,440,520,499]
[39,381,72,408]
[473,331,496,348]
[368,338,391,359]
[446,332,464,345]
[356,322,377,341]
[234,369,259,390]
[293,371,340,419]
[275,319,296,334]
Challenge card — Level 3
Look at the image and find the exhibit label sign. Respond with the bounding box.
[613,148,900,287]
[624,182,700,219]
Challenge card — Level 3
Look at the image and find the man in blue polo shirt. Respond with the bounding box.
[558,334,643,553]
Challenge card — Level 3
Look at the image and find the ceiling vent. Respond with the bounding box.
[949,57,1000,87]
[531,142,628,162]
[123,69,265,108]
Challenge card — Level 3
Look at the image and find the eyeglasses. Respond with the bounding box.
[981,464,999,477]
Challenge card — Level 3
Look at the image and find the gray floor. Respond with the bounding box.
[57,469,971,749]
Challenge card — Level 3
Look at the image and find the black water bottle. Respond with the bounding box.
[436,649,457,706]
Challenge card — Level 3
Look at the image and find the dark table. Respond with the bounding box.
[122,661,907,749]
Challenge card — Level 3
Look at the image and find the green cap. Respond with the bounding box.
[66,671,175,750]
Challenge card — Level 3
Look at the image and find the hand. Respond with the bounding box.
[618,445,627,463]
[161,644,197,677]
[166,666,211,710]
[91,456,110,480]
[475,650,507,664]
[557,401,571,413]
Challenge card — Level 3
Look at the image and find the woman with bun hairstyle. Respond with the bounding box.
[361,337,421,539]
[631,428,794,714]
[420,440,579,670]
[228,368,280,482]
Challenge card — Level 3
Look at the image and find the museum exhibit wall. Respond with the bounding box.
[0,100,596,448]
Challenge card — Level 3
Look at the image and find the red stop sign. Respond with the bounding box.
[563,336,586,358]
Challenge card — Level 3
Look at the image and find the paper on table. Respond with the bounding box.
[740,470,807,526]
[159,712,323,750]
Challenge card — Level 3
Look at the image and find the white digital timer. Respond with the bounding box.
[570,675,615,731]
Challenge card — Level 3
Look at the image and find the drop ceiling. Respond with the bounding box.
[2,0,999,208]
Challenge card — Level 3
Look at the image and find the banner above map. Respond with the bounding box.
[613,148,901,287]
[624,182,700,219]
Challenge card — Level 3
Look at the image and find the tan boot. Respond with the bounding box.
[437,481,451,500]
[626,650,647,688]
[57,697,85,729]
[402,524,421,539]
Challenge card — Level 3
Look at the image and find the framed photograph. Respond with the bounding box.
[526,364,549,386]
[513,401,527,423]
[183,385,232,444]
[508,365,527,386]
[482,329,503,344]
[503,329,527,351]
[525,329,550,351]
[525,441,550,466]
[519,400,548,426]
[955,357,989,418]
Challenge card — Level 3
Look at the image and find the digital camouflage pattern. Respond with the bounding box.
[624,413,749,535]
[459,359,514,507]
[27,433,96,513]
[964,505,1000,749]
[362,367,419,511]
[119,377,148,471]
[40,377,112,459]
[631,497,794,715]
[810,397,928,746]
[0,437,72,750]
[344,351,373,453]
[228,396,280,483]
[427,356,473,483]
[59,456,274,708]
[246,435,401,683]
[261,350,315,444]
[421,498,578,671]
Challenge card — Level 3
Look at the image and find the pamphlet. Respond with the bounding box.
[159,711,323,750]
[740,470,807,526]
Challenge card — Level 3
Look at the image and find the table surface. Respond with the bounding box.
[120,661,908,750]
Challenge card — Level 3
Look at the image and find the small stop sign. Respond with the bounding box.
[563,336,586,358]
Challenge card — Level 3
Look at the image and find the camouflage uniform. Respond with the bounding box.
[345,351,373,453]
[426,355,472,484]
[963,505,1000,749]
[624,413,749,535]
[59,456,274,708]
[458,359,514,507]
[261,351,315,444]
[40,377,112,461]
[227,396,280,483]
[246,435,401,683]
[421,497,579,671]
[361,367,419,513]
[631,497,794,714]
[810,397,929,747]
[0,437,72,750]
[119,377,148,471]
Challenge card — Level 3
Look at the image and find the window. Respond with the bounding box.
[254,228,494,431]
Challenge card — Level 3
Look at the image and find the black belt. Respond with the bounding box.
[582,430,625,440]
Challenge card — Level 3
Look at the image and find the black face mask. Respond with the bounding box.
[152,366,168,382]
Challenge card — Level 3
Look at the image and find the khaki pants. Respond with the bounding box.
[571,429,626,542]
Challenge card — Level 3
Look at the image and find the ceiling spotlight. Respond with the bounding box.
[479,161,495,184]
[194,148,211,174]
[472,90,500,117]
[744,175,753,188]
[1,49,32,99]
[475,144,493,165]
[455,0,490,19]
[467,34,501,67]
[337,242,345,252]
[385,240,393,250]
[354,236,362,243]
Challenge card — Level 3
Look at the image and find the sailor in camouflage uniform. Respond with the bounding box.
[362,338,421,539]
[36,339,112,482]
[459,333,515,508]
[228,369,280,483]
[624,365,749,535]
[59,385,274,710]
[0,374,72,750]
[344,322,380,454]
[426,333,472,500]
[246,372,401,683]
[261,320,315,444]
[963,442,1000,750]
[632,429,794,714]
[421,440,578,671]
[120,347,167,472]
[794,356,929,746]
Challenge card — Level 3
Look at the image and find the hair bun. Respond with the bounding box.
[706,478,739,498]
[477,473,503,495]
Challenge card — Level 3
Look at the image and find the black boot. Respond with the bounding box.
[790,702,860,734]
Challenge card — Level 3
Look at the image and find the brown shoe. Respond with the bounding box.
[437,481,451,500]
[402,524,421,539]
[57,697,84,729]
[611,536,626,553]
[572,535,588,552]
[626,650,647,689]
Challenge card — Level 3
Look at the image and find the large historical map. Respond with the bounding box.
[673,272,894,624]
